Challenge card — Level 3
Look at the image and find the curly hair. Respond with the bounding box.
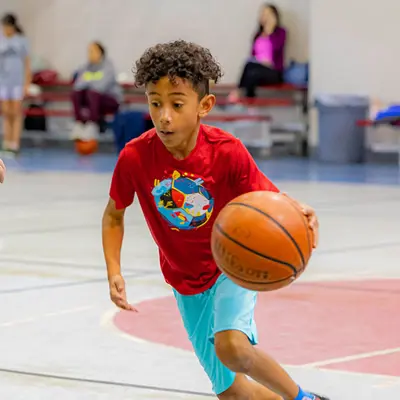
[133,40,223,97]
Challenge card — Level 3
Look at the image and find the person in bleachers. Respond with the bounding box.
[0,13,31,155]
[228,3,286,102]
[71,42,122,141]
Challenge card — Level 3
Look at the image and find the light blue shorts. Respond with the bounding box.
[0,86,23,101]
[173,274,258,395]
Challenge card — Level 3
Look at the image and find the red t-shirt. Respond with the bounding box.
[109,124,279,295]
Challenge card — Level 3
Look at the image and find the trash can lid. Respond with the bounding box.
[315,94,369,107]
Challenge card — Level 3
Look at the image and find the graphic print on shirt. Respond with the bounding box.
[152,170,214,231]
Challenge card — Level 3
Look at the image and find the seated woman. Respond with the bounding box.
[71,42,122,140]
[228,3,286,102]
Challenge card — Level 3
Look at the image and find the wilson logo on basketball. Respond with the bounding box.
[212,236,269,280]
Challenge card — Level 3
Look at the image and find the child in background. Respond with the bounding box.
[0,13,31,155]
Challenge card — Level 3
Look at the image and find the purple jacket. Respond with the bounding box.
[251,27,286,72]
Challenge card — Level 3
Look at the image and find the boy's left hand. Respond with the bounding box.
[282,193,319,249]
[300,202,319,249]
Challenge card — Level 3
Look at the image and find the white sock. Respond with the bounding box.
[8,142,19,151]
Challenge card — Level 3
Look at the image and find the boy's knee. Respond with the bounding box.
[217,374,280,400]
[218,387,250,400]
[215,330,254,374]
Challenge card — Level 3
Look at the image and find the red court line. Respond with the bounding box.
[114,279,400,377]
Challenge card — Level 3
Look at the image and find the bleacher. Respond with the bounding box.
[17,80,309,156]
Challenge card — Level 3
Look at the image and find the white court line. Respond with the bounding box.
[372,379,400,388]
[100,308,193,356]
[294,274,400,283]
[301,346,400,368]
[44,306,93,317]
[288,364,400,381]
[0,305,93,327]
[0,254,98,267]
[3,253,400,283]
[0,254,156,275]
[101,309,148,344]
[101,309,400,385]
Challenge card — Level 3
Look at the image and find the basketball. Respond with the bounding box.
[211,191,313,292]
[75,139,99,156]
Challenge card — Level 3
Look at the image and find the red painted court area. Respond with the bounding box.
[114,279,400,377]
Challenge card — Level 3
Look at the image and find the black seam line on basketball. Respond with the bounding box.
[281,197,311,273]
[227,202,305,270]
[284,198,311,257]
[0,368,214,397]
[215,223,298,276]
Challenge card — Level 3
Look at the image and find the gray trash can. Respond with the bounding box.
[316,94,369,163]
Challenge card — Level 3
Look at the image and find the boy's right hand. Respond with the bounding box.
[108,274,137,312]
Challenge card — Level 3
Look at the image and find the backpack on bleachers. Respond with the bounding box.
[24,104,47,131]
[284,60,309,86]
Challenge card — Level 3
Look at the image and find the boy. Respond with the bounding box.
[0,158,5,183]
[102,40,328,400]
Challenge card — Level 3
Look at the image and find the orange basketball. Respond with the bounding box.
[211,191,313,291]
[75,139,98,156]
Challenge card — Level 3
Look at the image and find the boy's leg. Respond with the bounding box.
[173,283,280,399]
[219,373,282,399]
[212,274,325,400]
[215,330,299,398]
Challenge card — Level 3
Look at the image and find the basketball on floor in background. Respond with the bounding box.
[75,139,99,156]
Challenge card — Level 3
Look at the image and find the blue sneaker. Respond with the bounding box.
[310,393,330,400]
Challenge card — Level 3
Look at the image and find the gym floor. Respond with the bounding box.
[1,149,399,399]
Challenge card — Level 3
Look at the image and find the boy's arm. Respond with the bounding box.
[103,148,137,310]
[102,198,125,279]
[230,139,319,248]
[102,198,136,311]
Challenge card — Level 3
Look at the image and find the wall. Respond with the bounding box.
[310,0,399,101]
[0,1,35,26]
[309,0,400,146]
[4,0,398,149]
[8,0,310,82]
